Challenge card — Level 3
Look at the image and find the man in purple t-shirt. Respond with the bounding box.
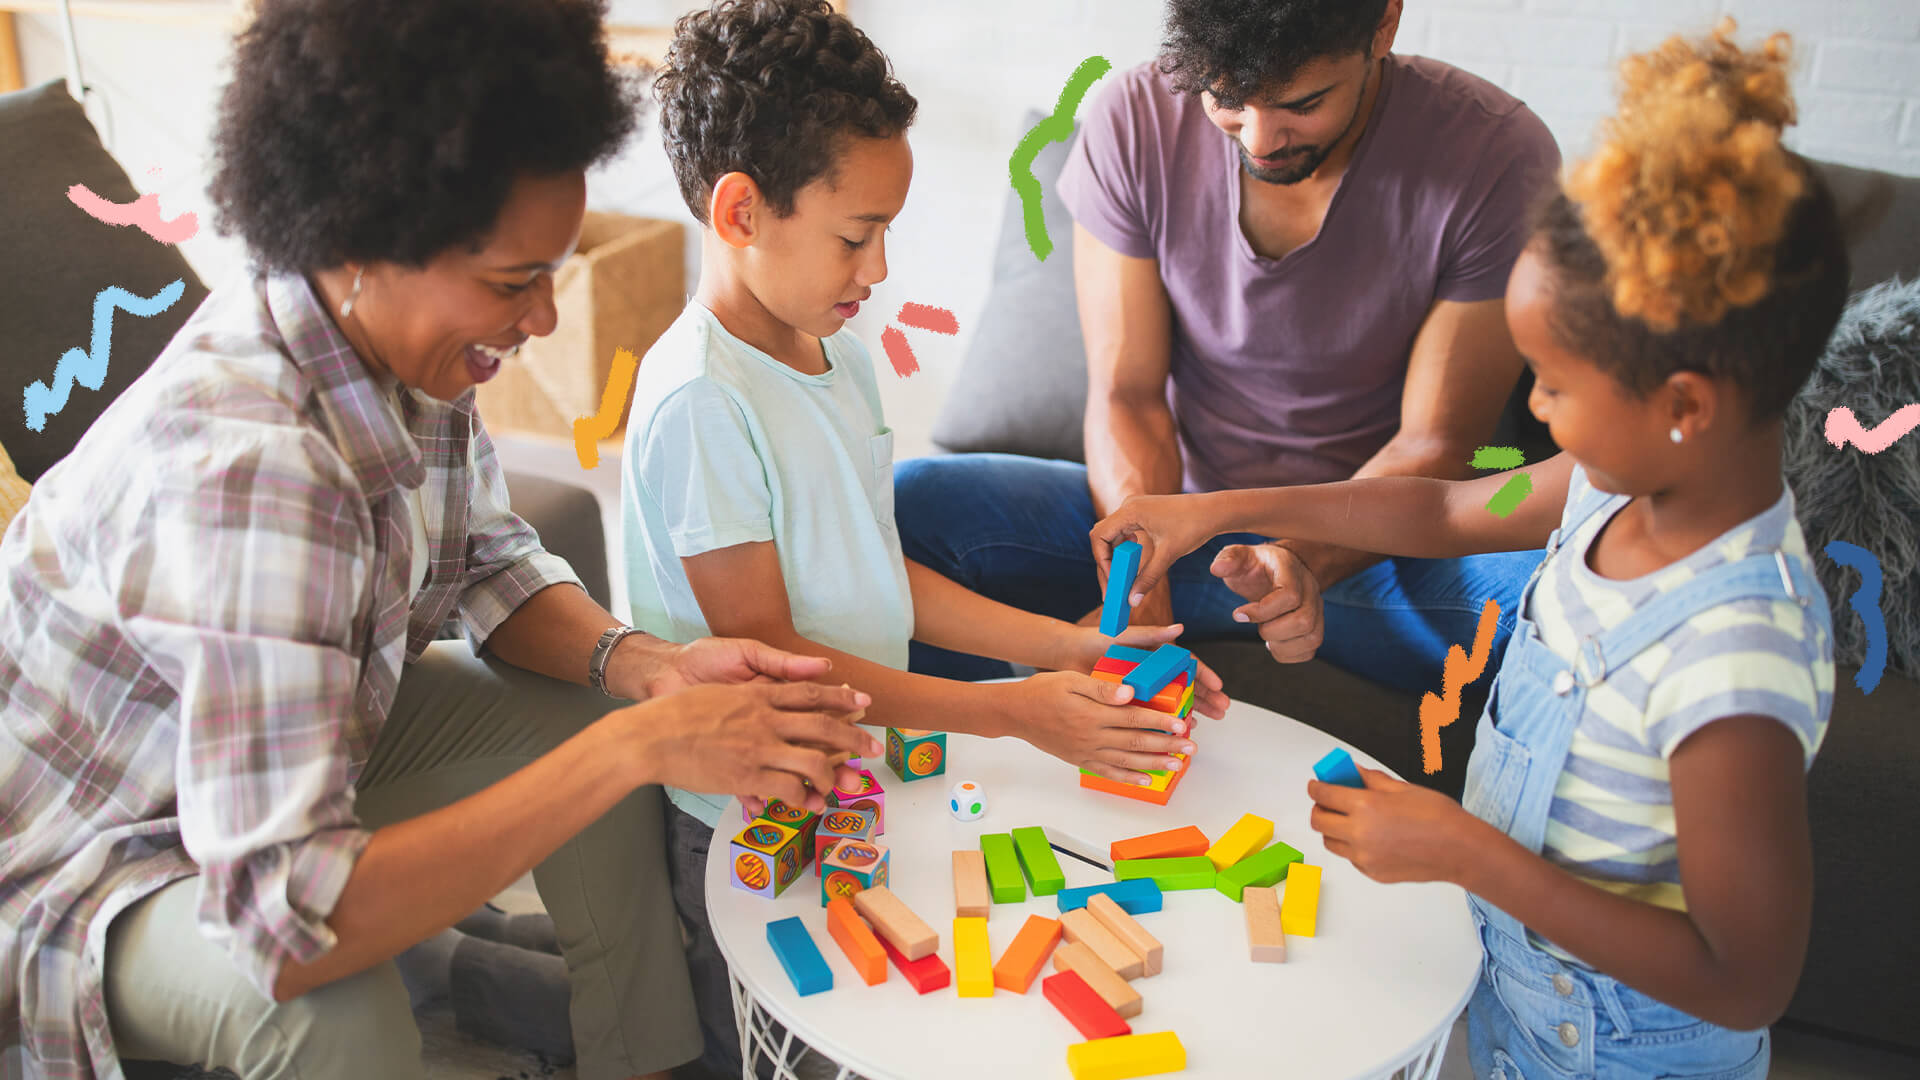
[897,1,1559,740]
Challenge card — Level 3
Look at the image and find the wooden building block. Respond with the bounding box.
[1122,644,1190,699]
[1044,970,1132,1040]
[1066,1031,1187,1080]
[1057,878,1164,916]
[1011,825,1066,896]
[1244,886,1286,963]
[813,806,877,875]
[1102,643,1153,664]
[730,821,806,899]
[827,766,886,835]
[824,897,887,986]
[879,934,950,994]
[1206,813,1275,871]
[819,838,889,907]
[1113,856,1216,891]
[1061,908,1145,980]
[980,832,1026,903]
[1052,941,1142,1019]
[952,849,991,919]
[1080,755,1191,806]
[765,916,832,996]
[1313,746,1365,788]
[1281,862,1322,937]
[1214,840,1304,902]
[884,727,947,782]
[954,916,993,997]
[1101,540,1142,637]
[1110,826,1211,863]
[992,914,1064,994]
[850,885,937,960]
[1086,893,1163,976]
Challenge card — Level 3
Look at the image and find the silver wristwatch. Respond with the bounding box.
[589,625,643,697]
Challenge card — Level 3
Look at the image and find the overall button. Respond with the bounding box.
[1552,670,1575,695]
[1557,1022,1581,1047]
[1552,973,1574,996]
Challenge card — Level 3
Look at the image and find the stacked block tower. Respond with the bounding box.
[1082,541,1198,805]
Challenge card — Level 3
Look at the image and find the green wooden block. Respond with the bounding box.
[1010,826,1065,896]
[1113,855,1216,891]
[1214,840,1304,902]
[980,832,1026,903]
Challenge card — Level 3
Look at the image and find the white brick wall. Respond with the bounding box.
[17,0,1920,456]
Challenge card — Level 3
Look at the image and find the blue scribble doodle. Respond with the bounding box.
[1823,540,1887,695]
[24,279,185,432]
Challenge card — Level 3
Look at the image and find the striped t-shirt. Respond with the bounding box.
[1526,467,1833,953]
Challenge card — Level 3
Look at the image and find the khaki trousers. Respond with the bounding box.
[103,641,703,1080]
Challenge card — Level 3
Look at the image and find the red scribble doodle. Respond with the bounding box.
[1419,599,1501,774]
[879,302,959,379]
[1825,404,1920,454]
[67,182,199,245]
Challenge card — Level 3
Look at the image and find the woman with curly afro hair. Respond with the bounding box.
[1095,21,1850,1079]
[0,2,880,1078]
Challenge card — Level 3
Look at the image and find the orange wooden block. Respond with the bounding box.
[1052,941,1142,1019]
[824,896,886,985]
[1061,908,1144,980]
[1110,825,1211,863]
[992,914,1064,994]
[1086,893,1163,976]
[1079,766,1186,806]
[953,850,991,919]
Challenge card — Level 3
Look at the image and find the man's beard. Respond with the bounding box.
[1238,143,1334,185]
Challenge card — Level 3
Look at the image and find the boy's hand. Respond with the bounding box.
[1212,543,1325,663]
[1060,622,1229,725]
[1307,766,1490,885]
[1090,494,1218,609]
[1009,671,1197,786]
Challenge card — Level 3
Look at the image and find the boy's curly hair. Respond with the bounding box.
[655,0,917,225]
[1157,0,1389,109]
[210,0,641,273]
[1535,19,1850,422]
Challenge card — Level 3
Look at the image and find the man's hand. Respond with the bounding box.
[1211,543,1325,663]
[609,634,837,700]
[621,682,880,814]
[1307,767,1492,885]
[1076,581,1175,634]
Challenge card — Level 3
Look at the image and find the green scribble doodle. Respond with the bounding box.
[1471,445,1526,471]
[1473,445,1533,518]
[1010,55,1112,261]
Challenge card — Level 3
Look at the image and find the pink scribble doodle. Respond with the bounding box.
[879,301,958,379]
[66,181,199,245]
[1825,405,1920,454]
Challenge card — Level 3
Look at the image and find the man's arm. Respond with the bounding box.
[1078,222,1181,626]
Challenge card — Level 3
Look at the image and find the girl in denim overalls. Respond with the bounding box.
[1091,23,1852,1079]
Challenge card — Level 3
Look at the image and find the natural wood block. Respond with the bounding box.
[1061,909,1144,980]
[1052,941,1142,1019]
[952,849,991,919]
[851,885,937,960]
[1245,886,1286,963]
[1086,893,1163,976]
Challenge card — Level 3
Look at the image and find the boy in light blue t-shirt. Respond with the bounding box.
[625,4,1229,1074]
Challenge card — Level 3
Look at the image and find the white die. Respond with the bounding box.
[948,780,986,821]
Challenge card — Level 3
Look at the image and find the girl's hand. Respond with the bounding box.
[1090,493,1220,610]
[1306,766,1492,885]
[1007,671,1197,786]
[1058,621,1230,725]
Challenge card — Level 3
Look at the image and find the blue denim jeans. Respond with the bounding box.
[894,453,1544,698]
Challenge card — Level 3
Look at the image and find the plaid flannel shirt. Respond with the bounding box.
[0,271,581,1080]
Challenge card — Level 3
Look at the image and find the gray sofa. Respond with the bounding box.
[924,112,1920,1058]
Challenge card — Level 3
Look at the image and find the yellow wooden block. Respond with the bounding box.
[954,916,993,997]
[1066,1031,1187,1079]
[1206,813,1274,871]
[1281,862,1321,937]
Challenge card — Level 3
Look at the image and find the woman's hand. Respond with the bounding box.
[614,634,837,700]
[1004,671,1197,787]
[1306,766,1492,885]
[1056,621,1230,725]
[619,681,879,814]
[1089,492,1222,609]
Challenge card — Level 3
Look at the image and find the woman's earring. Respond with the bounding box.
[1669,427,1684,444]
[340,266,364,318]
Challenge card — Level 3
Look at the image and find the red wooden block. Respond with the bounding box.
[879,934,950,994]
[1042,970,1132,1040]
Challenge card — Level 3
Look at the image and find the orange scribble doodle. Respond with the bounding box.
[1419,599,1501,774]
[572,347,639,469]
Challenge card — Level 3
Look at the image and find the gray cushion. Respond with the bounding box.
[0,80,210,482]
[1813,158,1920,293]
[929,111,1088,463]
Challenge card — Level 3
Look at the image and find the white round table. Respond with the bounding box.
[703,699,1481,1080]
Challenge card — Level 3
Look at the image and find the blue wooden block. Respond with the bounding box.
[1056,877,1164,915]
[1313,747,1366,788]
[1101,541,1142,637]
[1102,643,1152,664]
[1123,643,1190,699]
[766,916,833,996]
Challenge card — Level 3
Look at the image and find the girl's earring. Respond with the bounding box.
[1669,427,1684,444]
[340,266,365,318]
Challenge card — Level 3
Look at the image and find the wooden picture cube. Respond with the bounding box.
[819,838,890,906]
[750,799,819,861]
[884,727,947,782]
[729,820,805,899]
[814,806,878,875]
[828,766,887,835]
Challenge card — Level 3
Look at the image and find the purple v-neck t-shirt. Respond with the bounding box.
[1056,55,1560,493]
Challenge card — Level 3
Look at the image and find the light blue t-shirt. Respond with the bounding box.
[621,301,913,826]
